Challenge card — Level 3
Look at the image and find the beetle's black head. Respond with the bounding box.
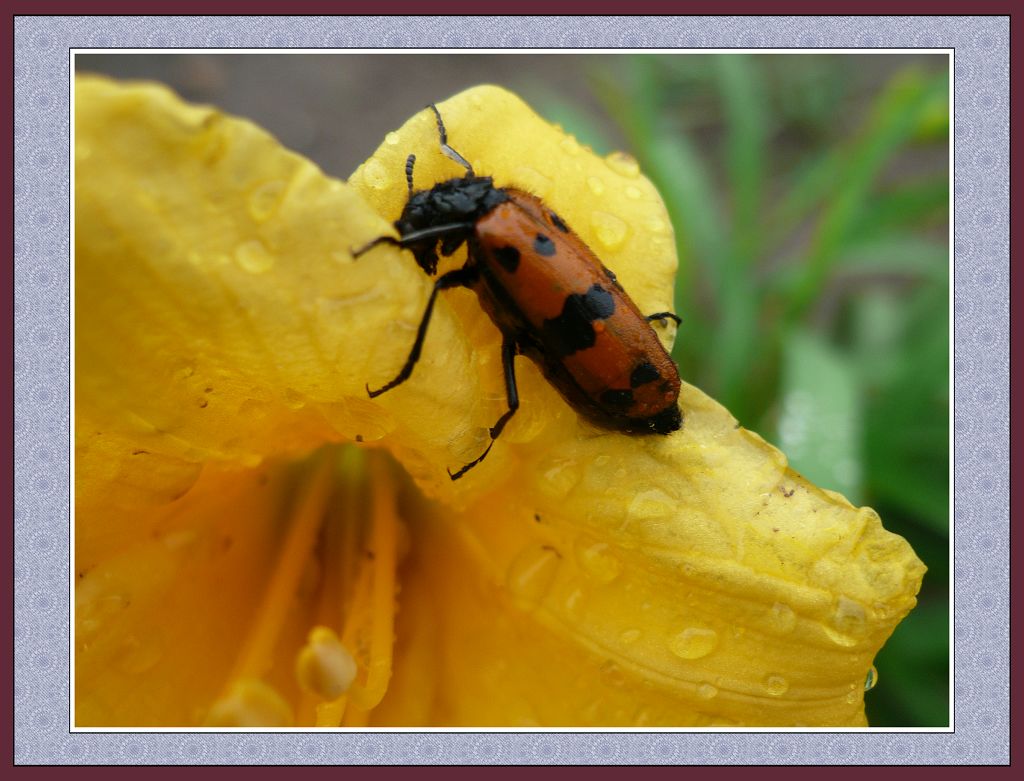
[395,176,509,275]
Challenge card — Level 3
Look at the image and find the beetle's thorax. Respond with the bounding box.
[396,176,508,235]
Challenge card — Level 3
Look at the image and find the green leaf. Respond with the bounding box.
[866,598,949,727]
[774,328,862,502]
[716,54,767,269]
[784,69,949,321]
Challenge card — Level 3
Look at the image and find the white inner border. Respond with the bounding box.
[69,47,955,735]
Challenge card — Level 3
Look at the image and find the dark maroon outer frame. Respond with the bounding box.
[6,0,1017,770]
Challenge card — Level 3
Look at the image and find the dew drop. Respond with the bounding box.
[864,665,878,691]
[697,683,719,700]
[668,627,718,660]
[384,131,400,146]
[845,687,861,705]
[765,675,789,696]
[625,185,642,200]
[116,632,164,675]
[282,387,306,410]
[247,180,285,222]
[506,545,561,604]
[600,660,627,687]
[234,239,275,274]
[644,216,670,235]
[824,597,868,646]
[626,488,676,524]
[619,628,641,645]
[606,151,640,178]
[577,541,622,584]
[537,458,582,499]
[560,136,582,156]
[513,166,553,199]
[768,602,797,634]
[591,211,629,250]
[361,158,392,191]
[586,176,606,196]
[563,587,586,620]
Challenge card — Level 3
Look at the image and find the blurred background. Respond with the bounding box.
[75,52,950,727]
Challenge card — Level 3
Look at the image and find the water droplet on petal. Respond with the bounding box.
[864,665,879,691]
[361,158,391,191]
[768,602,797,634]
[824,597,868,647]
[606,151,640,178]
[765,675,789,696]
[620,628,641,645]
[560,136,582,156]
[536,458,582,499]
[248,180,286,221]
[625,185,642,200]
[384,131,400,146]
[116,632,164,675]
[591,211,628,250]
[697,683,719,700]
[600,660,627,687]
[577,541,622,584]
[587,176,606,196]
[668,627,718,660]
[507,544,561,604]
[513,166,553,199]
[626,489,676,525]
[282,387,306,410]
[234,239,274,274]
[644,216,670,235]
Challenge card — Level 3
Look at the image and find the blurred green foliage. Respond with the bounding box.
[541,54,949,727]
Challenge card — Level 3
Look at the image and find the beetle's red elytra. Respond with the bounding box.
[355,104,682,480]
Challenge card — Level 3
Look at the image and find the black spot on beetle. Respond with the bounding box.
[600,388,634,410]
[541,284,616,356]
[630,361,661,387]
[533,233,556,256]
[549,211,570,232]
[494,245,520,272]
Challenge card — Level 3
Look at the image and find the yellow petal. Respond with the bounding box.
[380,383,925,725]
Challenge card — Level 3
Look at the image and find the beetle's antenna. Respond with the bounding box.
[405,154,416,196]
[429,103,474,177]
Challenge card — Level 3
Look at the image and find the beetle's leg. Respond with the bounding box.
[448,335,520,480]
[352,222,477,259]
[645,311,682,327]
[428,103,474,177]
[366,265,479,398]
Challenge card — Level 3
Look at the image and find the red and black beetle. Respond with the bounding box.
[356,105,682,479]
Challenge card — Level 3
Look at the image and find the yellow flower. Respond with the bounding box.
[74,75,925,728]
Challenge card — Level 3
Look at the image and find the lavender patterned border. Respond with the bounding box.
[13,15,1007,765]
